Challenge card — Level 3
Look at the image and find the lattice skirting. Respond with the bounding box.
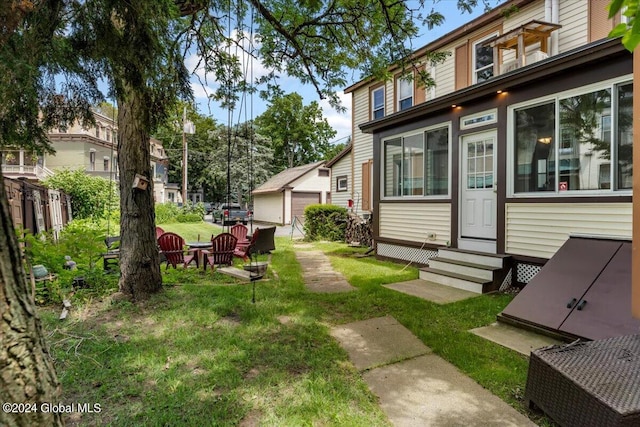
[516,263,542,284]
[376,242,438,265]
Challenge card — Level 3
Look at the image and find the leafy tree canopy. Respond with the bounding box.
[609,0,640,50]
[255,92,336,171]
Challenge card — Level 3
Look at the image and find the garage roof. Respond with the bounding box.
[253,161,326,194]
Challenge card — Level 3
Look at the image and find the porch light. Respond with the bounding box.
[538,137,552,144]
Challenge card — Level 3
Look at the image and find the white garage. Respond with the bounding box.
[252,161,330,225]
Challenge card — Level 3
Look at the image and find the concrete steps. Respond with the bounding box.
[419,248,512,294]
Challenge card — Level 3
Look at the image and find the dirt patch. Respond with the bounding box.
[217,313,242,328]
[277,315,293,325]
[239,409,262,427]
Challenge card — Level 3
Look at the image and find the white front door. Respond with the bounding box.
[460,131,497,251]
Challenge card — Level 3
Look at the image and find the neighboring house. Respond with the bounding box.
[165,183,183,204]
[252,161,331,225]
[2,109,170,203]
[325,144,353,209]
[345,0,632,284]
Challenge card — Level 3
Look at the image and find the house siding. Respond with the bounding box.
[505,202,632,259]
[379,203,451,246]
[558,0,589,51]
[330,155,352,208]
[289,168,330,203]
[352,87,374,212]
[253,192,284,224]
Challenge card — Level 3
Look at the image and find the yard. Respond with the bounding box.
[38,222,549,426]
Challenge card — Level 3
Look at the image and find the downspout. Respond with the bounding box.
[544,0,559,55]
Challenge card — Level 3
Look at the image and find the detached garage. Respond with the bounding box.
[252,161,330,225]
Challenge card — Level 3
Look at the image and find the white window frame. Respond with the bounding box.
[460,109,498,130]
[89,149,96,172]
[507,75,633,198]
[381,122,452,201]
[336,176,348,192]
[472,33,498,84]
[371,86,385,119]
[396,73,414,111]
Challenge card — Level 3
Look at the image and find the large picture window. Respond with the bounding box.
[513,81,632,195]
[383,125,449,197]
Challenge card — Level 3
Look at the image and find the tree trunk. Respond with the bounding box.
[0,171,63,427]
[116,84,162,300]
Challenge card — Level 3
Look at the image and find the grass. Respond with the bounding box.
[39,224,551,426]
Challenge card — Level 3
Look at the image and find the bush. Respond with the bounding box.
[176,213,203,223]
[155,201,204,224]
[303,204,348,241]
[155,202,181,224]
[44,168,119,220]
[21,219,118,304]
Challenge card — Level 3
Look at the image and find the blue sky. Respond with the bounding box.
[189,2,487,145]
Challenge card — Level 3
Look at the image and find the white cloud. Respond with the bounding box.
[320,91,352,143]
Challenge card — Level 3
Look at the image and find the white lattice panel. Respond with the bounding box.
[376,243,438,265]
[499,268,513,292]
[517,263,541,284]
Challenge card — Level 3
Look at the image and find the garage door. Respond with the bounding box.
[291,192,320,223]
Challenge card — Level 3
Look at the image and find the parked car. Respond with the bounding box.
[203,202,214,215]
[213,203,252,226]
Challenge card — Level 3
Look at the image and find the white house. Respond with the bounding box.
[325,144,353,210]
[252,161,331,225]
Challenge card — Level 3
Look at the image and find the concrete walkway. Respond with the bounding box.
[331,316,536,427]
[292,252,536,426]
[295,250,355,293]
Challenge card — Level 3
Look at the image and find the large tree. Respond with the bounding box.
[256,93,336,170]
[1,1,101,426]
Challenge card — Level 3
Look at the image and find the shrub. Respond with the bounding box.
[155,202,181,224]
[303,204,348,241]
[176,213,203,223]
[44,168,119,220]
[21,219,118,304]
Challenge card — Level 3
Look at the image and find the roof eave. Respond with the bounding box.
[360,38,627,134]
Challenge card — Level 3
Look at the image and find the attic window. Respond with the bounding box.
[318,169,330,177]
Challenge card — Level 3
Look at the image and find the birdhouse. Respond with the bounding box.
[132,174,149,191]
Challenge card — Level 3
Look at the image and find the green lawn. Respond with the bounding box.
[39,223,551,426]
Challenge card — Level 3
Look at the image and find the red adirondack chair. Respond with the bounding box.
[155,226,165,239]
[230,224,249,248]
[202,233,237,271]
[157,232,196,269]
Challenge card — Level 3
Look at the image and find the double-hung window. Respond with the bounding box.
[473,34,496,83]
[397,74,413,111]
[512,80,632,195]
[383,125,450,197]
[371,86,385,119]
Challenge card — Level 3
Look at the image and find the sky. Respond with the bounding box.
[188,2,488,146]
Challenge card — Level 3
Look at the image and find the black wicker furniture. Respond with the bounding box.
[525,334,640,426]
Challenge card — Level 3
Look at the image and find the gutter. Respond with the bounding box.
[360,37,628,134]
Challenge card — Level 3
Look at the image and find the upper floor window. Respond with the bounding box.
[397,74,413,111]
[95,126,100,139]
[103,157,109,172]
[473,34,496,83]
[383,124,450,198]
[89,150,96,171]
[511,80,633,195]
[371,86,385,119]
